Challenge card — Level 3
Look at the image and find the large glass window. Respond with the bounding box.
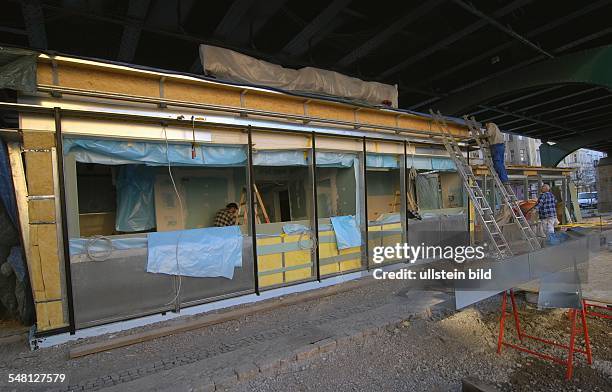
[252,131,315,289]
[366,142,403,266]
[315,136,364,276]
[63,130,254,328]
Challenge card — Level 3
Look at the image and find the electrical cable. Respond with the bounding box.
[85,235,113,261]
[161,124,185,307]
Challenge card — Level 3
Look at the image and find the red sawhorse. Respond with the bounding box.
[584,301,612,320]
[496,289,592,380]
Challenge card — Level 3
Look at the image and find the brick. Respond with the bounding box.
[234,362,259,380]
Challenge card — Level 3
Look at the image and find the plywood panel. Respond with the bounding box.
[24,151,54,195]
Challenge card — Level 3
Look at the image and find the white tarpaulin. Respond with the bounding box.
[199,45,398,108]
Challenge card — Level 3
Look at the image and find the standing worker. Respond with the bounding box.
[485,122,509,184]
[533,184,557,237]
[214,203,239,227]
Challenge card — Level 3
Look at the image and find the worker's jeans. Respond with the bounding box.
[490,143,509,183]
[538,216,556,237]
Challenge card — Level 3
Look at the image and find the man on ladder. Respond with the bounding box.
[485,122,509,184]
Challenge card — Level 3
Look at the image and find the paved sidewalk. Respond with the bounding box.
[0,271,452,392]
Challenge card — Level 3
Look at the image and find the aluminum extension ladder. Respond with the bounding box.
[463,116,541,252]
[430,110,512,258]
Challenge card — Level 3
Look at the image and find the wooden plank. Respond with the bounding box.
[6,143,45,299]
[69,277,374,358]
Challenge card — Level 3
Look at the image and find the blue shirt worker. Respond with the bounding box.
[485,122,509,183]
[534,184,557,236]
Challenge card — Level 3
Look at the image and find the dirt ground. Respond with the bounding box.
[237,294,612,392]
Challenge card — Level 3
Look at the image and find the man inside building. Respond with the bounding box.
[214,203,239,227]
[485,122,509,184]
[533,184,557,237]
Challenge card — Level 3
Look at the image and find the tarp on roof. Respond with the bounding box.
[200,45,398,107]
[0,47,37,93]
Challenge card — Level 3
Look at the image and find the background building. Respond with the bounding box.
[558,149,606,192]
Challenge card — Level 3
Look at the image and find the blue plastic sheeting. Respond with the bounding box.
[548,232,569,245]
[0,140,17,226]
[69,236,148,256]
[64,138,247,167]
[253,150,307,166]
[147,226,243,279]
[330,215,362,250]
[116,165,156,232]
[316,152,355,167]
[283,223,310,234]
[366,153,399,168]
[431,157,456,171]
[405,156,456,171]
[7,247,26,282]
[406,156,433,170]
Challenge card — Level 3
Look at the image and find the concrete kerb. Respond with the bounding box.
[204,302,440,391]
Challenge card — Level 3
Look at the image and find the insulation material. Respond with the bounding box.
[64,138,247,167]
[330,215,362,250]
[200,45,398,107]
[115,165,156,232]
[24,151,54,195]
[318,227,362,275]
[22,130,55,149]
[147,226,243,278]
[28,198,56,222]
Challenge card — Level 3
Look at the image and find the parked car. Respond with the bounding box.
[578,191,598,209]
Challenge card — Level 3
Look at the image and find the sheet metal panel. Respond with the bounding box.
[71,250,175,328]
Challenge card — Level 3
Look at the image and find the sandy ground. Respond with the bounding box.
[237,295,612,392]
